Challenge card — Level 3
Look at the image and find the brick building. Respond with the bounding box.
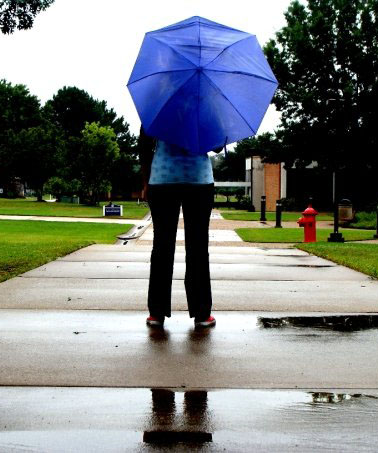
[245,157,286,211]
[246,157,349,211]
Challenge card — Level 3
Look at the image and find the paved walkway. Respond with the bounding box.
[1,209,378,451]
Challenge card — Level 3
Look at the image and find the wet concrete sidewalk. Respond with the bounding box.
[2,310,378,388]
[1,244,377,312]
[1,215,378,451]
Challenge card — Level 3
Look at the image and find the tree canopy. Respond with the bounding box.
[44,86,137,201]
[264,0,378,170]
[0,0,54,34]
[0,79,43,189]
[77,122,120,205]
[16,121,64,201]
[212,133,282,181]
[0,80,138,201]
[45,86,130,139]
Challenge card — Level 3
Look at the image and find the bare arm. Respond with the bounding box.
[137,126,155,200]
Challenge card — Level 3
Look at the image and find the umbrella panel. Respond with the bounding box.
[128,69,196,131]
[205,70,277,137]
[128,34,196,85]
[152,21,249,68]
[147,71,258,153]
[205,35,276,83]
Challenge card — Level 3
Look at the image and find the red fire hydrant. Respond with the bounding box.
[297,204,318,243]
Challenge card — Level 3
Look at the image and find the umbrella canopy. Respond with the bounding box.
[127,16,278,154]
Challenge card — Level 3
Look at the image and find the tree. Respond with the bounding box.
[76,122,120,205]
[235,133,283,164]
[212,133,283,182]
[45,86,134,140]
[0,0,55,34]
[212,147,248,181]
[44,176,80,202]
[0,79,42,194]
[45,86,137,198]
[16,121,64,201]
[264,0,378,171]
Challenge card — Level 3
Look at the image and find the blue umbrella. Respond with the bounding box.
[127,16,278,154]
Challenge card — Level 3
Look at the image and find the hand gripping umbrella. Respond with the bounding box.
[127,16,278,155]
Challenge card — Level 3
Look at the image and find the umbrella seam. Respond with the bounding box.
[151,36,198,69]
[198,18,202,67]
[127,69,195,87]
[204,69,278,85]
[203,35,252,69]
[146,71,198,131]
[197,20,202,150]
[202,72,256,136]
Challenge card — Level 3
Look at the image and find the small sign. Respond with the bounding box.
[0,188,3,194]
[103,205,123,216]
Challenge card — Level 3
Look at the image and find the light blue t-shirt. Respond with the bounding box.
[149,140,214,185]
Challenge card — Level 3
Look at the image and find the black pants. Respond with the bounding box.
[147,183,214,319]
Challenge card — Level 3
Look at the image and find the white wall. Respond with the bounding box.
[252,156,264,209]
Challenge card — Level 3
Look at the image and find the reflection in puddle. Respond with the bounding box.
[309,392,378,404]
[143,430,212,443]
[148,328,170,343]
[1,388,378,450]
[143,389,212,444]
[310,392,354,404]
[258,315,378,332]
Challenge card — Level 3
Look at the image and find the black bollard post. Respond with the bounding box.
[275,199,282,228]
[260,195,267,221]
[328,199,344,242]
[375,204,378,239]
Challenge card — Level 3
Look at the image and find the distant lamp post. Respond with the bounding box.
[326,98,345,243]
[327,170,345,242]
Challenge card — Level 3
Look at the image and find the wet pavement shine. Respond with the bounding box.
[1,311,378,389]
[1,387,378,452]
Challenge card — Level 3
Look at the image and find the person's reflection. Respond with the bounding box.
[147,326,170,350]
[186,325,213,355]
[143,389,212,444]
[184,390,209,427]
[151,389,175,427]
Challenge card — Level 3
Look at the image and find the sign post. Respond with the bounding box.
[103,204,123,216]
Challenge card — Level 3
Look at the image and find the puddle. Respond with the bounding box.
[258,315,378,332]
[1,388,378,451]
[141,389,368,445]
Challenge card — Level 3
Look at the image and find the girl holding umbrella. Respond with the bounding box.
[128,16,277,328]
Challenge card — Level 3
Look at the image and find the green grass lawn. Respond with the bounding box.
[0,198,149,219]
[0,219,132,282]
[236,227,375,243]
[297,243,378,279]
[222,210,333,221]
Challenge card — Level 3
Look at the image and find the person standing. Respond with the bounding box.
[138,127,216,328]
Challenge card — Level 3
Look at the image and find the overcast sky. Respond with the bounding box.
[0,0,293,137]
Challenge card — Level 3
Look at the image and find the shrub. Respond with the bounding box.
[351,211,377,230]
